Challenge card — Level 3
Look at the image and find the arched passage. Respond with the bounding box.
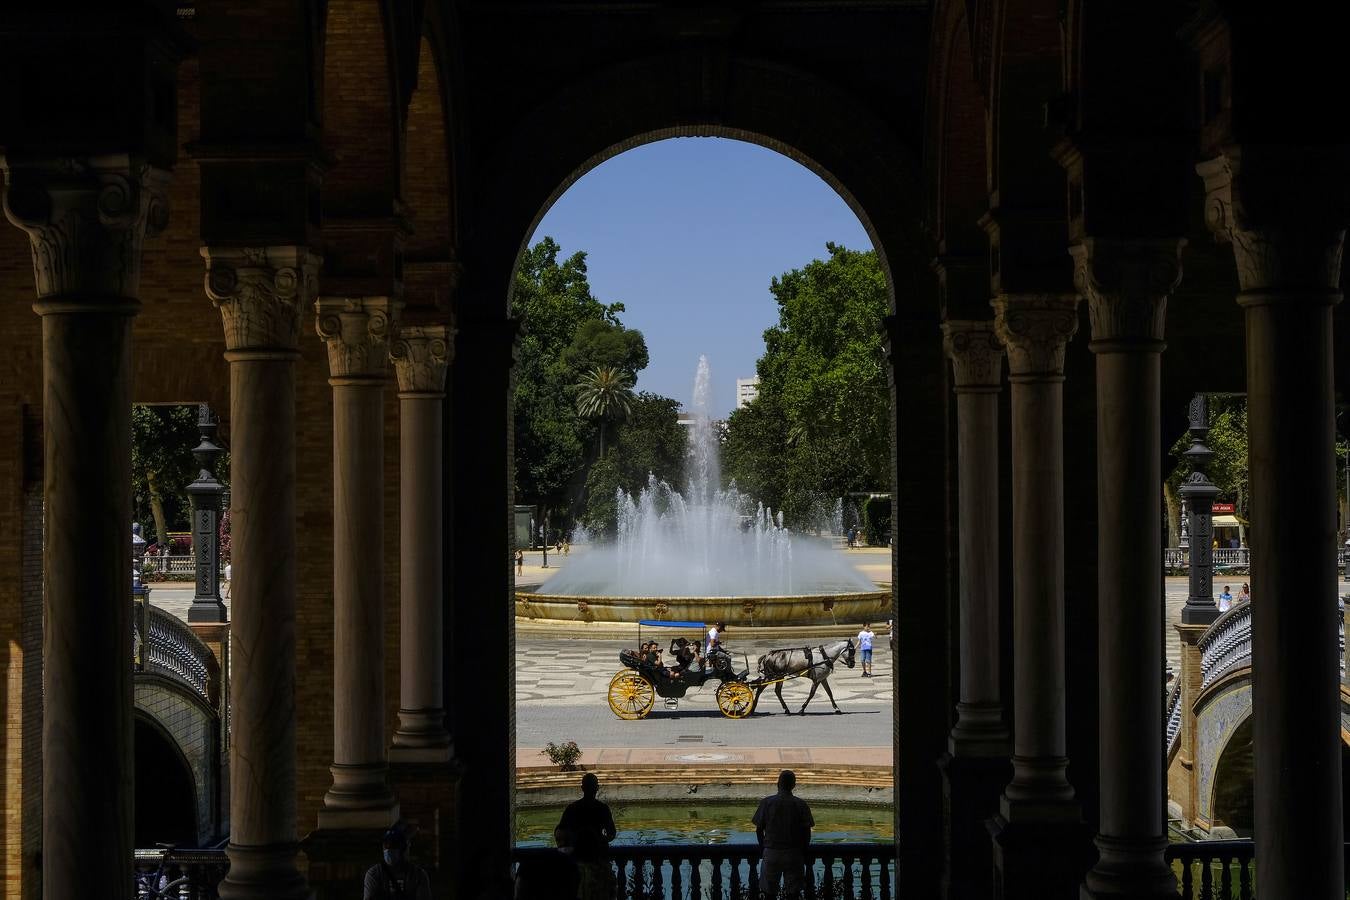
[447,51,952,893]
[1210,716,1253,835]
[134,715,199,848]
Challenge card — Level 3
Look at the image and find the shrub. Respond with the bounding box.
[541,740,582,770]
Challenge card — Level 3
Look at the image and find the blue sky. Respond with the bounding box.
[528,137,873,419]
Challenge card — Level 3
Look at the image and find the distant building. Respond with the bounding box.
[735,377,760,409]
[677,412,697,429]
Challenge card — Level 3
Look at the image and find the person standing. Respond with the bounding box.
[516,549,524,577]
[857,624,875,677]
[1218,585,1233,613]
[555,773,616,900]
[1238,583,1251,604]
[752,770,814,899]
[363,826,432,900]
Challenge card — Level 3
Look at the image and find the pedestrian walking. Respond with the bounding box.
[1218,585,1233,613]
[516,549,524,576]
[752,770,813,899]
[363,826,432,900]
[857,624,875,677]
[554,772,616,900]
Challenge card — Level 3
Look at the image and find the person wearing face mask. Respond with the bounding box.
[363,825,432,900]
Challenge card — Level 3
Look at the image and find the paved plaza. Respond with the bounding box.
[147,560,1350,762]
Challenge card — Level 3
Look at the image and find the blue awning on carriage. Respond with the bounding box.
[637,619,706,628]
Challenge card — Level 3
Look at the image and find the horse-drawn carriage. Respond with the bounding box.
[606,620,758,720]
[606,619,858,720]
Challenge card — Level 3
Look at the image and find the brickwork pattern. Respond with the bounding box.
[135,678,219,845]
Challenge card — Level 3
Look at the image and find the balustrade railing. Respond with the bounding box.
[133,848,228,899]
[1163,548,1250,571]
[514,842,894,900]
[1166,840,1350,899]
[133,600,218,705]
[1164,677,1181,758]
[142,554,227,579]
[1197,601,1252,691]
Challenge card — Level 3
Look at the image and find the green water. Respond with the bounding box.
[515,801,893,846]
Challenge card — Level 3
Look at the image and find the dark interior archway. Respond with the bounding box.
[134,716,198,848]
[1211,716,1254,836]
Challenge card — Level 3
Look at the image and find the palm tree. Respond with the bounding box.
[574,366,635,457]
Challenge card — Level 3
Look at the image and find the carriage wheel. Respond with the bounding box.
[607,671,655,720]
[715,681,755,719]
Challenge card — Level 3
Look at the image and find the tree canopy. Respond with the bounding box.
[722,243,891,526]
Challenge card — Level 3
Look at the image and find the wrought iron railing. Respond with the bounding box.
[133,848,228,899]
[133,601,217,705]
[1197,601,1252,691]
[1164,677,1182,758]
[514,842,895,900]
[1166,840,1350,899]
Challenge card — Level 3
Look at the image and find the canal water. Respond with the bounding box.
[516,801,893,846]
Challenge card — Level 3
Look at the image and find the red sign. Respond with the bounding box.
[1212,503,1235,514]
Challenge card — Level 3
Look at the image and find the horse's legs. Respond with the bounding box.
[799,679,820,715]
[821,677,842,713]
[774,681,791,714]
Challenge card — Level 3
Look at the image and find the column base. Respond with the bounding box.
[949,703,1010,757]
[390,757,464,894]
[1000,756,1080,824]
[188,598,229,623]
[317,763,400,830]
[217,842,311,900]
[989,814,1092,900]
[390,708,453,763]
[302,827,386,900]
[1081,834,1177,899]
[940,752,1011,900]
[1179,603,1219,626]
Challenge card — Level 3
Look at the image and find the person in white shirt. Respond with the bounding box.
[705,621,723,657]
[857,624,875,677]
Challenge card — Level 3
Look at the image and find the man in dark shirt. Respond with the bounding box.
[555,773,617,899]
[752,770,814,899]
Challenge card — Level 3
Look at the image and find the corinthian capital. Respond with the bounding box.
[390,323,454,394]
[1,155,170,302]
[941,320,1004,392]
[1070,238,1184,349]
[202,245,321,353]
[315,296,402,380]
[1197,148,1347,296]
[992,294,1080,379]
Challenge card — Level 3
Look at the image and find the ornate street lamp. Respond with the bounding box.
[1180,394,1221,625]
[186,404,228,623]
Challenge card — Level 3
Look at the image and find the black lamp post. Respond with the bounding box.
[1180,394,1221,625]
[187,403,228,623]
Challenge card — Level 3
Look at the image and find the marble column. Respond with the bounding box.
[1199,150,1345,899]
[1073,238,1183,898]
[1,154,167,900]
[389,324,454,761]
[316,295,402,829]
[992,293,1082,824]
[941,320,1009,755]
[202,245,317,900]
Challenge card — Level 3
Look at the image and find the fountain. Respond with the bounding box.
[515,357,890,626]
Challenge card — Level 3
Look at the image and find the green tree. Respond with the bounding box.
[722,243,891,526]
[579,455,622,536]
[611,392,687,494]
[1165,396,1249,544]
[512,237,649,533]
[574,366,635,457]
[131,404,206,545]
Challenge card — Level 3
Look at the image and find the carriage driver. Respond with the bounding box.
[705,621,726,657]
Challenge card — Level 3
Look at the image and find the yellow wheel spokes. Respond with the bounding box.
[716,681,754,719]
[607,671,654,719]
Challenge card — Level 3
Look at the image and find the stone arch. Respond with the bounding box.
[1209,715,1253,835]
[403,31,456,312]
[134,674,222,846]
[322,0,402,215]
[134,710,199,848]
[454,52,931,318]
[1192,675,1251,831]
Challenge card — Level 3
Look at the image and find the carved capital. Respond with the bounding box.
[1197,150,1346,297]
[316,296,402,379]
[1070,238,1184,348]
[202,245,321,352]
[390,323,454,394]
[941,320,1004,392]
[1,155,170,302]
[992,294,1080,379]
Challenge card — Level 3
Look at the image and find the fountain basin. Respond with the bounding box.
[514,590,890,627]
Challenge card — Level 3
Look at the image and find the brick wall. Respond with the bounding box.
[135,678,219,845]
